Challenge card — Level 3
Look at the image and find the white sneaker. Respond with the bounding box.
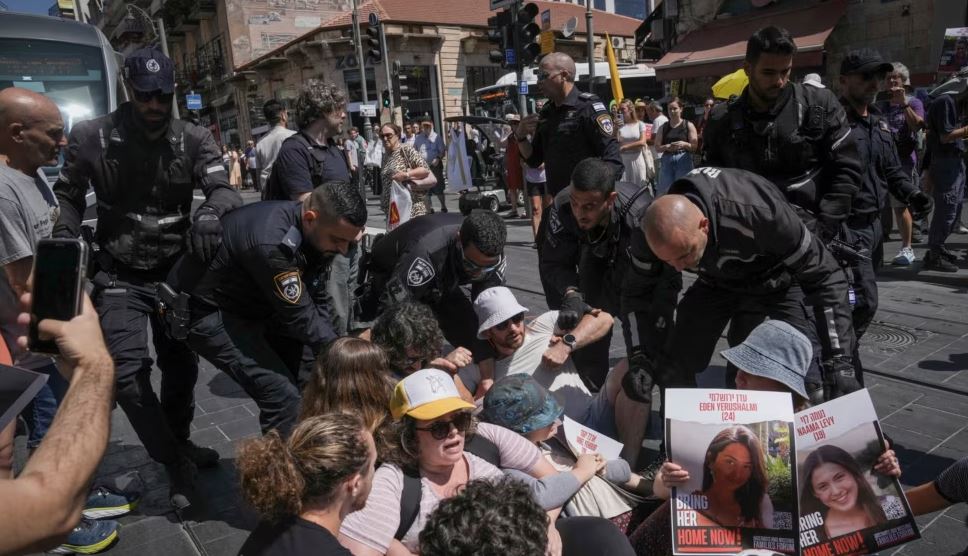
[957,225,968,234]
[892,247,916,266]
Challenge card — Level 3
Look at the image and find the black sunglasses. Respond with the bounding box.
[415,412,473,440]
[494,312,525,331]
[133,89,174,104]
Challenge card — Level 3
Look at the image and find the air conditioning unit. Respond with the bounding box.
[611,36,625,49]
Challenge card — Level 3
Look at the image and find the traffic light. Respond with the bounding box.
[364,23,382,64]
[487,10,511,68]
[515,2,541,66]
[391,60,404,105]
[382,89,390,108]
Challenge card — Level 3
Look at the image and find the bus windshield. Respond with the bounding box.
[0,38,110,131]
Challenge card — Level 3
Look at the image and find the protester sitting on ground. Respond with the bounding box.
[299,337,394,433]
[338,369,600,555]
[905,456,968,522]
[418,477,551,556]
[629,320,901,555]
[0,292,117,555]
[472,287,649,463]
[370,300,476,400]
[237,413,377,555]
[481,374,654,533]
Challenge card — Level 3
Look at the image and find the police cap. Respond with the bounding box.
[124,46,175,93]
[839,49,893,77]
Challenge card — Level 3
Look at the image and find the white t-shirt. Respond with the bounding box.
[494,311,594,421]
[651,114,668,159]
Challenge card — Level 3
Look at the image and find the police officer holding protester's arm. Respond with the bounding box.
[837,49,933,384]
[702,26,862,238]
[540,158,681,392]
[180,182,366,437]
[52,47,242,509]
[625,167,857,405]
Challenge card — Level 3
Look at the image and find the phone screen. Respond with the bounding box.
[29,239,85,353]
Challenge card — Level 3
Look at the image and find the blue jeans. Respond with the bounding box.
[928,155,966,250]
[657,152,694,195]
[22,362,68,448]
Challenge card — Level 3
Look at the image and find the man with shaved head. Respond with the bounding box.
[515,51,623,308]
[625,167,858,405]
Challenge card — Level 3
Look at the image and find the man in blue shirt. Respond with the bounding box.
[923,83,968,272]
[413,116,447,212]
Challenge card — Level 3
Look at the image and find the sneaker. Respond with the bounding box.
[83,486,140,519]
[923,251,958,272]
[50,518,119,554]
[178,440,220,468]
[892,247,916,266]
[956,225,968,234]
[938,246,960,263]
[166,456,198,511]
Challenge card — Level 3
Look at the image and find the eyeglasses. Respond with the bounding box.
[535,69,560,81]
[494,312,525,331]
[380,133,396,140]
[133,89,174,104]
[403,353,427,369]
[462,252,504,276]
[415,411,473,440]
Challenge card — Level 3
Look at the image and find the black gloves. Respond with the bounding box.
[906,190,933,220]
[556,289,591,331]
[621,349,656,404]
[822,355,862,400]
[190,209,223,262]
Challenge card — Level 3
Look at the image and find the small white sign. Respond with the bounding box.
[562,416,623,461]
[359,104,377,117]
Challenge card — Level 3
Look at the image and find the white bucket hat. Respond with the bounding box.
[473,286,528,339]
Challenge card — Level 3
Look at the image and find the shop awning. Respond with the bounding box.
[654,0,847,81]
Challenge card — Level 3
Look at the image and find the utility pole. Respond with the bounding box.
[351,0,371,140]
[155,17,180,119]
[512,1,527,115]
[586,0,595,81]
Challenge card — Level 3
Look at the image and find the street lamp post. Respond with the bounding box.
[586,0,595,81]
[351,0,372,141]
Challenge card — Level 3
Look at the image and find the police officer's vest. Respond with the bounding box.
[93,116,197,271]
[722,83,828,211]
[290,132,348,188]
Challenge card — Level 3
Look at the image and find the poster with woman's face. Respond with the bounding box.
[795,389,920,555]
[666,389,797,555]
[938,28,968,73]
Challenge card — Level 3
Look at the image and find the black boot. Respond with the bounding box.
[178,440,220,469]
[166,456,198,511]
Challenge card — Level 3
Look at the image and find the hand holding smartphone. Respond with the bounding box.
[28,238,88,354]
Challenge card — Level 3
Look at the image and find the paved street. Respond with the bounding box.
[19,190,968,556]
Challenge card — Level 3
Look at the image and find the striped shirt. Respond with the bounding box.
[935,456,968,504]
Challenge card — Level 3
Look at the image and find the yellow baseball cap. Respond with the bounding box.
[390,369,475,421]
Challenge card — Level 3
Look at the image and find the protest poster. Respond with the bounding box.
[562,415,624,461]
[0,363,48,430]
[666,389,797,556]
[795,389,919,556]
[938,27,968,73]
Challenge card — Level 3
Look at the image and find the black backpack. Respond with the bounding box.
[393,434,501,540]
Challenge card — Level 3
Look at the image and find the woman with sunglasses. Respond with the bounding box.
[378,123,434,220]
[338,369,604,556]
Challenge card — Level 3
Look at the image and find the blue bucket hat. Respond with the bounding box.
[480,375,563,434]
[720,320,811,400]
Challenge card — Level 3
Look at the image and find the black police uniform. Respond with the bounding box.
[52,102,241,468]
[541,181,682,390]
[703,83,862,234]
[841,102,921,384]
[360,212,504,360]
[183,201,339,436]
[263,131,358,336]
[653,168,856,398]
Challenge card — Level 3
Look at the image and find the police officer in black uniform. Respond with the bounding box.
[837,49,933,383]
[180,181,366,437]
[702,26,862,238]
[623,167,858,404]
[541,158,681,392]
[516,52,624,308]
[52,47,242,508]
[359,210,506,392]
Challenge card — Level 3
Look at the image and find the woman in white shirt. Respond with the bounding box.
[615,99,651,188]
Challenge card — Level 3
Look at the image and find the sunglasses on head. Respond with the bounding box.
[415,411,473,440]
[133,89,174,104]
[494,312,525,331]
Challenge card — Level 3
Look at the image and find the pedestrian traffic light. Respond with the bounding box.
[382,89,390,108]
[487,10,511,68]
[515,2,541,66]
[364,23,382,64]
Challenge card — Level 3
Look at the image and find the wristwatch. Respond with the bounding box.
[562,334,577,351]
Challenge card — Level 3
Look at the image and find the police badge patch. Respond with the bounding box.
[407,257,436,287]
[596,114,614,136]
[146,59,161,73]
[273,270,302,304]
[548,207,563,235]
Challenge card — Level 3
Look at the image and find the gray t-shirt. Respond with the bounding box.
[0,163,59,360]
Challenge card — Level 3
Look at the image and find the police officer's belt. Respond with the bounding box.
[97,200,190,227]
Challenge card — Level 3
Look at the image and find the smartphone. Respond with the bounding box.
[28,238,88,354]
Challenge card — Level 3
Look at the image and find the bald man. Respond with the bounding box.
[0,87,65,349]
[630,167,857,404]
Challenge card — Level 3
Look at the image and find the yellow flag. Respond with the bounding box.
[605,33,624,103]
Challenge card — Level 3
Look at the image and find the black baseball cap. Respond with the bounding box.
[124,47,175,94]
[840,48,893,76]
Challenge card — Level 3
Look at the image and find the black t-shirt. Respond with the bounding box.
[238,517,352,556]
[263,131,351,201]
